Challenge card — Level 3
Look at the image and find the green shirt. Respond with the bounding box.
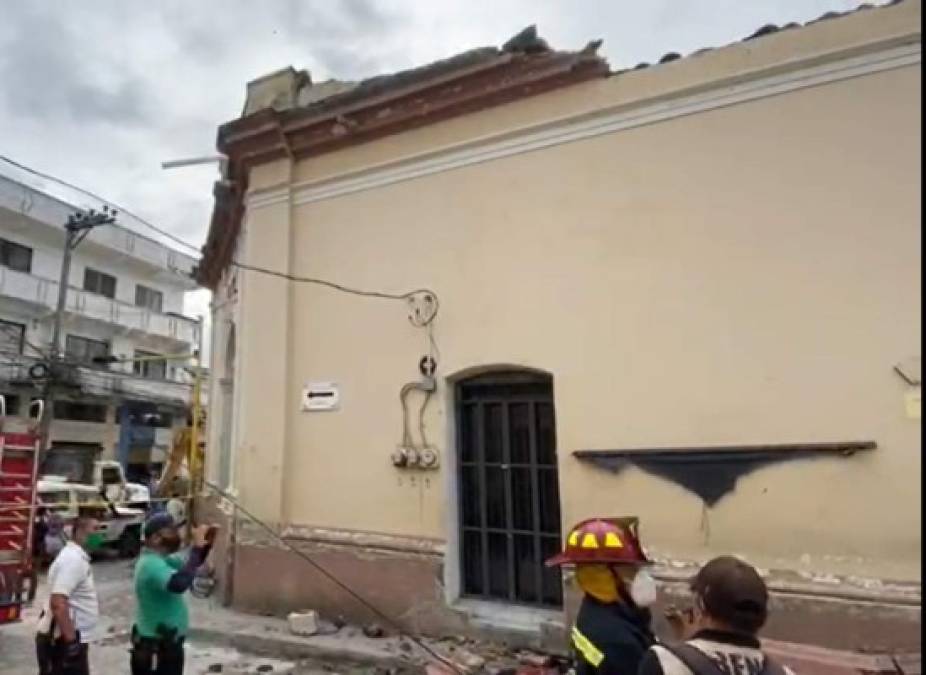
[133,549,189,639]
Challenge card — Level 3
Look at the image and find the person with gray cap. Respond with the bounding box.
[130,512,217,675]
[638,556,793,675]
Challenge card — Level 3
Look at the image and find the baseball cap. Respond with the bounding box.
[143,512,177,539]
[691,556,768,633]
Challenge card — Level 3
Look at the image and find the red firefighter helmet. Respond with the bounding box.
[545,517,650,567]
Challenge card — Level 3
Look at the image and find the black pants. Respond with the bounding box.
[130,631,184,675]
[35,635,90,675]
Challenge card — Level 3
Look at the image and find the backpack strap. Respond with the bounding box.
[759,654,788,675]
[663,644,727,675]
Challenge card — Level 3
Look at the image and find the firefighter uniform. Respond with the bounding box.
[546,518,657,675]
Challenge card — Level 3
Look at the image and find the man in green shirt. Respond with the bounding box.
[131,512,216,675]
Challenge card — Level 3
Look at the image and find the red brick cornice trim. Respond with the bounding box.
[196,48,608,287]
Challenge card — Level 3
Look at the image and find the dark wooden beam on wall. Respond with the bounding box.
[573,441,877,507]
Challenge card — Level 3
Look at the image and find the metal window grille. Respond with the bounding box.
[65,334,109,364]
[457,371,563,607]
[0,238,32,273]
[83,268,117,299]
[135,285,163,313]
[0,319,25,354]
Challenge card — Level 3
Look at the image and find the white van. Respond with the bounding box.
[37,480,145,558]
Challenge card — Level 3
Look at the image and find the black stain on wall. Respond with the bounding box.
[573,442,876,507]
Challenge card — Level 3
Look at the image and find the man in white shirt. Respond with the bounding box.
[35,512,103,675]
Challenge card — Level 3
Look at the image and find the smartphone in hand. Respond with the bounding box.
[205,525,219,544]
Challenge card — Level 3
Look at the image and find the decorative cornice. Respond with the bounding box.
[204,27,921,288]
[275,41,920,207]
[280,524,445,558]
[244,186,290,210]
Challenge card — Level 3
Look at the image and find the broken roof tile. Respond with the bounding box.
[746,24,781,41]
[502,25,551,54]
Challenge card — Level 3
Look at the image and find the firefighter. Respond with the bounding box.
[545,517,657,675]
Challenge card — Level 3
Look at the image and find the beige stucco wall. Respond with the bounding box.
[224,11,921,586]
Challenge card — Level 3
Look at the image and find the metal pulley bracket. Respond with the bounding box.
[406,292,437,327]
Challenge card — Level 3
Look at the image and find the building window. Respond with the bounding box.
[133,350,166,380]
[99,465,122,486]
[135,285,164,313]
[0,238,32,273]
[53,400,107,423]
[0,319,25,354]
[0,394,21,417]
[83,268,117,299]
[65,334,109,365]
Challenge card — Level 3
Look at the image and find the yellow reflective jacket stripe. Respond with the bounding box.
[572,626,605,667]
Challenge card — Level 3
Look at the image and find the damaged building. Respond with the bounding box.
[198,0,921,653]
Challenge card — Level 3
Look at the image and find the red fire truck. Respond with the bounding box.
[0,401,42,625]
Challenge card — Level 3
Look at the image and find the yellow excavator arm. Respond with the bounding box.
[154,426,191,499]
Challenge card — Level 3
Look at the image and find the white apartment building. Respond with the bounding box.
[0,167,202,482]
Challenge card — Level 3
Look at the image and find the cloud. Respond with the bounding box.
[0,4,151,126]
[0,0,878,284]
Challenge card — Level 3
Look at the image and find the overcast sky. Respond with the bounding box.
[1,0,874,321]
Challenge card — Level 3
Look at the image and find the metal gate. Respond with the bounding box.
[457,371,563,607]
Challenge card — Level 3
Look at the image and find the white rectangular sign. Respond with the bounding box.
[302,382,340,411]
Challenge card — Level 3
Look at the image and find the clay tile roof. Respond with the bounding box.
[285,47,504,122]
[651,1,906,69]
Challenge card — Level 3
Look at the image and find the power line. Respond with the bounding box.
[232,261,440,326]
[0,154,203,257]
[204,481,461,673]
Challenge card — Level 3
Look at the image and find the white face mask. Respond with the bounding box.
[629,569,658,607]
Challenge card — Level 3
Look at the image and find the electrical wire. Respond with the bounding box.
[418,389,433,449]
[427,322,441,367]
[11,484,461,669]
[0,493,195,517]
[232,261,439,326]
[0,155,203,256]
[203,480,462,674]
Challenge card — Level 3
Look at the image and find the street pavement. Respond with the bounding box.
[5,556,906,675]
[0,556,317,674]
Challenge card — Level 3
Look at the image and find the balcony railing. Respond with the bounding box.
[0,266,199,345]
[0,354,192,407]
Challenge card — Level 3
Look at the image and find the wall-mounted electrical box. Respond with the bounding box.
[302,382,340,411]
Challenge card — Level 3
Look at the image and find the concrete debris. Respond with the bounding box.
[287,610,320,637]
[208,665,223,673]
[425,665,458,675]
[455,649,487,671]
[363,623,387,639]
[517,652,553,667]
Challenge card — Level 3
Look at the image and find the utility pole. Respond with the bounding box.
[37,206,117,464]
